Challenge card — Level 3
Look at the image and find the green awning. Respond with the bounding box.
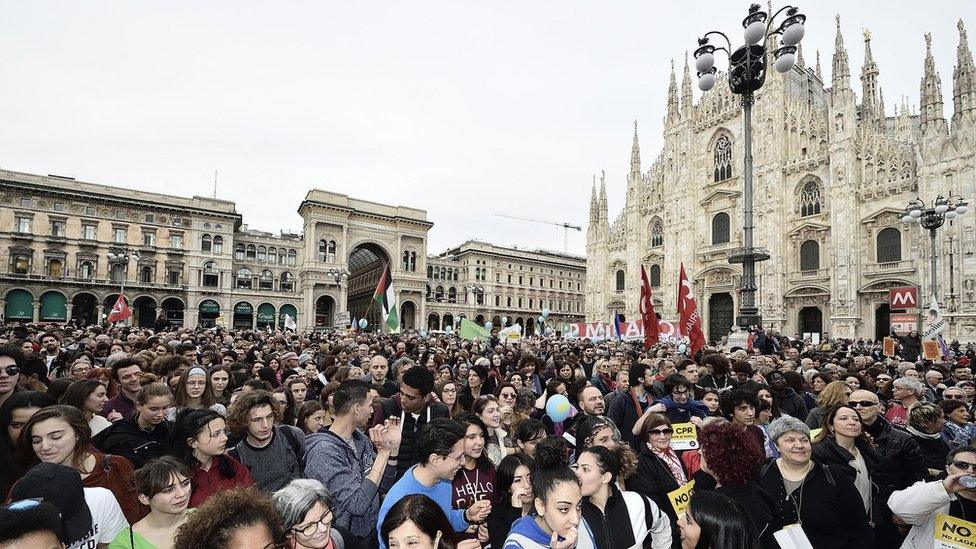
[199,300,221,314]
[5,289,33,320]
[257,303,276,323]
[234,302,253,315]
[279,304,298,323]
[40,292,66,321]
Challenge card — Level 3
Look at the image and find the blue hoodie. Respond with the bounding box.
[376,465,468,549]
[503,515,597,549]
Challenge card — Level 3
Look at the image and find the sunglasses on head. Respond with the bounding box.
[0,365,20,376]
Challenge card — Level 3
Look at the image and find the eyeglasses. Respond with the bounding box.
[500,392,517,400]
[848,400,878,408]
[952,460,976,471]
[648,428,673,436]
[292,508,334,536]
[945,394,966,400]
[0,366,20,376]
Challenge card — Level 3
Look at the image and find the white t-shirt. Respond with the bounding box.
[66,487,129,549]
[89,415,113,437]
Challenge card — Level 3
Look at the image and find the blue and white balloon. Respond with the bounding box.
[541,308,550,318]
[485,321,493,330]
[546,394,572,423]
[358,318,368,329]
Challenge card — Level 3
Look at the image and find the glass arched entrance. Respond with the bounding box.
[199,300,221,328]
[346,243,389,329]
[315,296,335,328]
[233,302,254,329]
[133,296,157,328]
[39,291,67,322]
[279,304,298,329]
[257,303,276,329]
[161,297,185,327]
[72,293,98,326]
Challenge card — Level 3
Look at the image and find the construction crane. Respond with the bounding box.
[495,213,582,252]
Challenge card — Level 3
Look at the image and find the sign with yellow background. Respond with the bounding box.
[935,513,976,548]
[668,480,695,517]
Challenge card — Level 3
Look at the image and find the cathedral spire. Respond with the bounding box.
[860,28,880,115]
[681,52,693,113]
[832,15,851,91]
[920,32,948,133]
[598,170,608,221]
[953,19,976,126]
[666,59,679,124]
[630,120,641,178]
[589,174,598,222]
[815,50,822,81]
[797,43,805,69]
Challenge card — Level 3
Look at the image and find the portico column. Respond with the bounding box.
[66,303,74,322]
[32,301,40,323]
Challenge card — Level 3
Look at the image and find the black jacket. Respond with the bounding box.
[92,415,171,468]
[865,415,926,493]
[772,388,808,420]
[713,482,777,549]
[628,446,687,549]
[372,395,450,480]
[811,436,884,521]
[606,389,651,452]
[757,459,873,549]
[487,503,525,549]
[910,431,951,481]
[582,484,668,549]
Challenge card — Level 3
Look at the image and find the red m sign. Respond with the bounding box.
[889,286,919,309]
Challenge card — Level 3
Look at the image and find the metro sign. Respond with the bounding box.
[890,286,919,309]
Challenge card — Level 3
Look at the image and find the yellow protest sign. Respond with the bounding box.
[667,480,695,517]
[670,423,698,450]
[935,513,976,548]
[809,428,822,442]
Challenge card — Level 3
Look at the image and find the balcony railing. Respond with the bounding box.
[0,272,188,291]
[788,268,830,281]
[863,260,916,277]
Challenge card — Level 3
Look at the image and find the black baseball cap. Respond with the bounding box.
[9,462,92,543]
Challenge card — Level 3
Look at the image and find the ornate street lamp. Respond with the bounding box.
[106,248,140,291]
[326,268,349,287]
[902,196,968,301]
[694,3,806,329]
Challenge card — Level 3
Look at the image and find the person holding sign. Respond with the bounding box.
[889,444,976,549]
[576,445,673,549]
[629,413,690,549]
[757,416,872,549]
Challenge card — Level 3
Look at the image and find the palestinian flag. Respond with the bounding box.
[373,263,399,333]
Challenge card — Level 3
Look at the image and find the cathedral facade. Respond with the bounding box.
[586,17,976,342]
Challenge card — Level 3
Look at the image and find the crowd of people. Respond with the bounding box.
[1,320,975,549]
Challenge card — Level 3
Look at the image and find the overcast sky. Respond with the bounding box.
[1,2,973,256]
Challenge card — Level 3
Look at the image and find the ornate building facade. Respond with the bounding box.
[0,168,432,330]
[587,18,976,341]
[425,240,585,334]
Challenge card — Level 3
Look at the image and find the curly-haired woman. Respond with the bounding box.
[174,487,286,549]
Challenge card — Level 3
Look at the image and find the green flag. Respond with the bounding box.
[459,318,490,341]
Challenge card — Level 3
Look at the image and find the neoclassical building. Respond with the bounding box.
[0,169,432,330]
[587,18,976,341]
[424,240,586,334]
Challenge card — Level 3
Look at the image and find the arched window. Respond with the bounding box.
[410,252,417,272]
[236,267,253,289]
[79,261,94,280]
[650,219,664,247]
[259,269,274,290]
[212,236,223,254]
[257,246,266,262]
[615,269,625,292]
[140,265,153,283]
[246,244,256,260]
[48,259,63,278]
[11,254,30,274]
[318,240,328,262]
[201,234,213,252]
[714,135,733,182]
[448,287,457,303]
[799,180,823,216]
[268,247,277,264]
[877,228,902,263]
[435,286,444,301]
[327,241,336,262]
[426,285,431,298]
[287,249,297,265]
[650,264,661,287]
[235,243,245,260]
[202,261,219,287]
[110,263,125,282]
[427,265,434,278]
[711,213,731,245]
[280,272,294,292]
[799,240,820,271]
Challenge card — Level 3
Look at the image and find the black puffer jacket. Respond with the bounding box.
[92,415,171,468]
[865,415,925,493]
[811,436,884,520]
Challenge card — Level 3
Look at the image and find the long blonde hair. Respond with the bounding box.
[816,381,850,409]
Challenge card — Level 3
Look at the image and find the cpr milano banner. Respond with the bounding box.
[564,319,680,342]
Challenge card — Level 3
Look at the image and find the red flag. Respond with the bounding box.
[639,265,659,349]
[677,263,706,358]
[107,293,132,323]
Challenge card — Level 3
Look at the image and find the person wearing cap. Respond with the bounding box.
[757,416,872,549]
[889,444,976,549]
[10,462,128,549]
[0,498,65,548]
[281,352,301,374]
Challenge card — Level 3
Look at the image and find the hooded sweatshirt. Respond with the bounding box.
[304,428,397,540]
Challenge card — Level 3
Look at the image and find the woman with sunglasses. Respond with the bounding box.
[628,413,689,548]
[495,382,527,436]
[273,478,364,549]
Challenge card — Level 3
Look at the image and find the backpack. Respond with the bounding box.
[279,425,306,474]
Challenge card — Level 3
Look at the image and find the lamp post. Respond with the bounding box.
[464,283,484,306]
[901,196,969,302]
[694,3,806,329]
[326,268,349,320]
[106,248,140,292]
